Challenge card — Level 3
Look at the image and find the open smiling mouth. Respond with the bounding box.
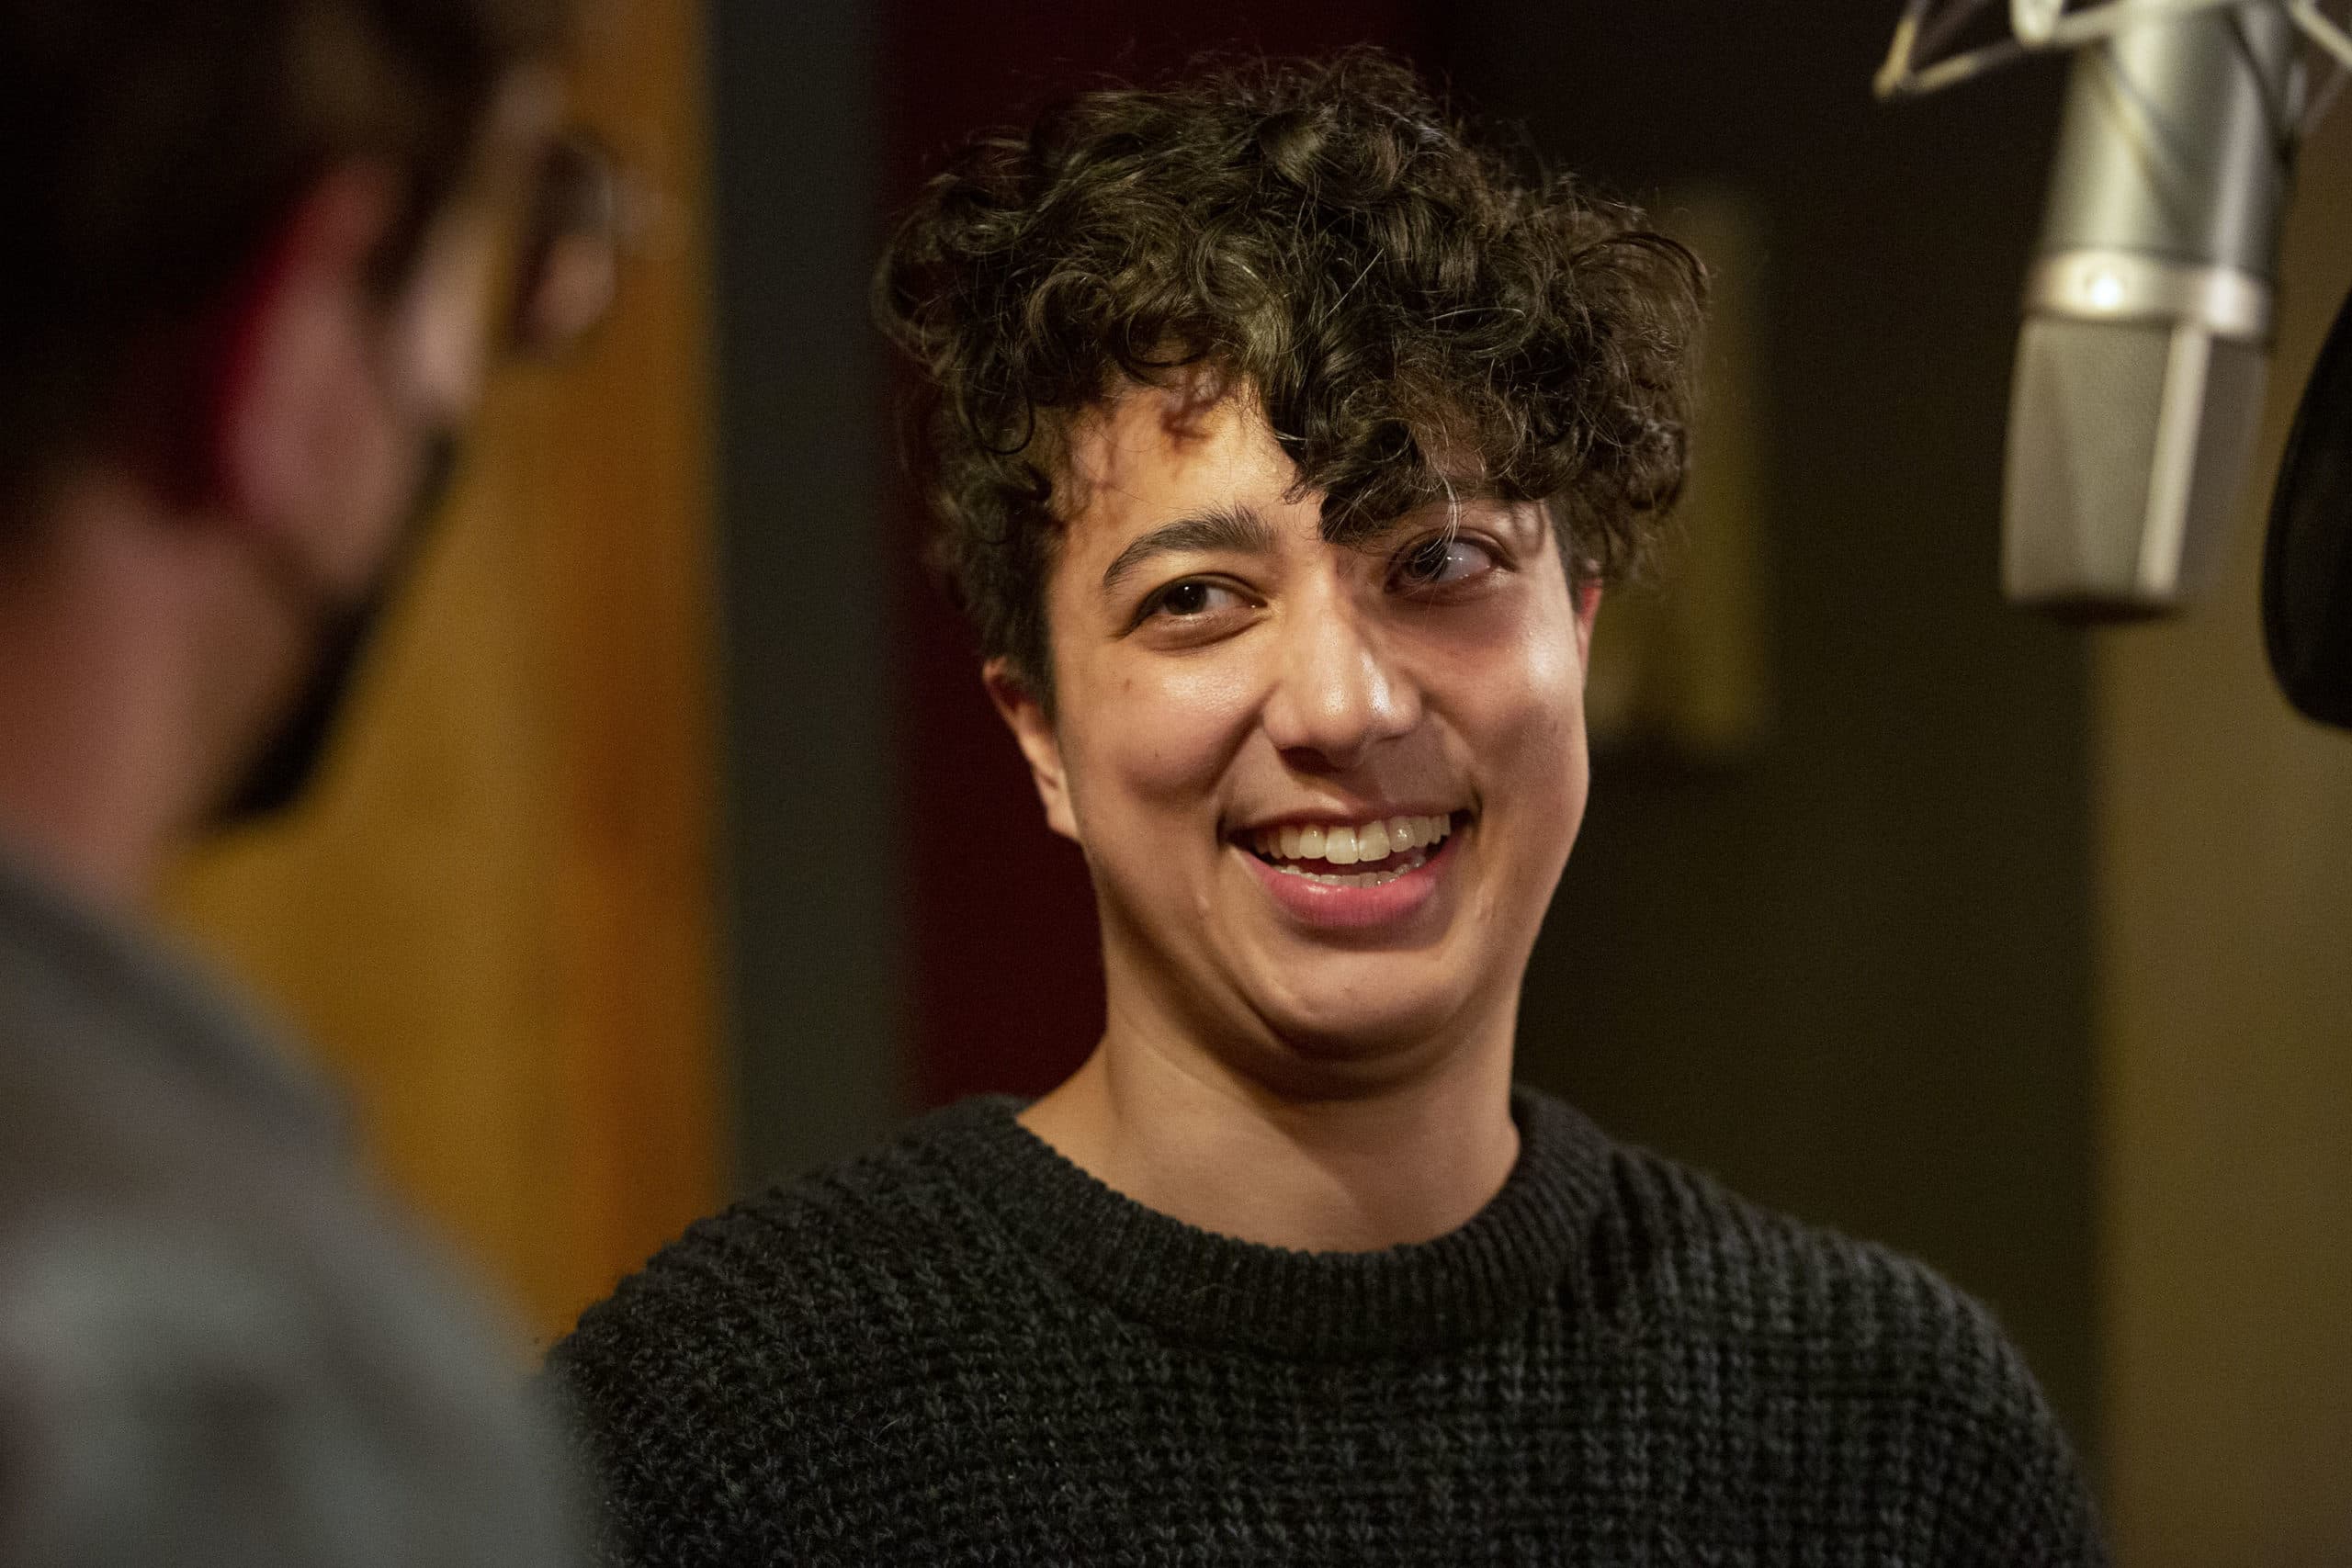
[1239,812,1464,889]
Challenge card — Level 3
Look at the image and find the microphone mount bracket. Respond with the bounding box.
[1877,0,2352,120]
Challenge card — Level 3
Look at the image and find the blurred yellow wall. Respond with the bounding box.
[2098,96,2352,1565]
[164,0,723,1350]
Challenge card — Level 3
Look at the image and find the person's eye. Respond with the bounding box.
[1141,578,1250,621]
[1390,535,1501,593]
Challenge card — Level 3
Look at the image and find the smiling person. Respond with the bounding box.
[549,52,2104,1565]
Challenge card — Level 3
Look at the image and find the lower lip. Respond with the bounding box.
[1237,829,1460,930]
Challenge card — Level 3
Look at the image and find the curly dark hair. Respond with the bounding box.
[876,50,1705,700]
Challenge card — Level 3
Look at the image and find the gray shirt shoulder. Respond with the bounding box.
[0,849,583,1567]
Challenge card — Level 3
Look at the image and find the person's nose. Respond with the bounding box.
[1259,589,1421,773]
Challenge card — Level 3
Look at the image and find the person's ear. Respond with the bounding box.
[983,657,1079,843]
[1573,578,1602,680]
[205,164,402,551]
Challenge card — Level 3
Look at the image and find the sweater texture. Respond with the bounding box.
[549,1090,2104,1565]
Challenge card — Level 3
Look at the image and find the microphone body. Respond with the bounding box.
[2004,5,2299,615]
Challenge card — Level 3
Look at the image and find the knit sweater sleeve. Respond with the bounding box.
[540,1217,777,1568]
[1794,1214,2105,1567]
[1913,1299,2107,1568]
[1607,1146,2108,1566]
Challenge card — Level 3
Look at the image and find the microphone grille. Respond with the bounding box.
[2004,314,2267,617]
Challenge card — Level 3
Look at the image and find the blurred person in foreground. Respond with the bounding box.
[551,52,2104,1564]
[0,1,611,1562]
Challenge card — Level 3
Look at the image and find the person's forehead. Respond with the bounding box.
[1055,385,1539,559]
[1057,383,1306,553]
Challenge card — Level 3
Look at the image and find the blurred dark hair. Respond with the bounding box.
[876,49,1705,700]
[0,0,573,529]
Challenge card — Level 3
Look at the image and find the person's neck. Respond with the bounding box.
[1018,995,1521,1254]
[0,477,269,911]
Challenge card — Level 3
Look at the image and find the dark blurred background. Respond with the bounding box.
[172,2,2352,1563]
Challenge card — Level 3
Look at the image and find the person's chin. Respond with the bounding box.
[1235,967,1479,1074]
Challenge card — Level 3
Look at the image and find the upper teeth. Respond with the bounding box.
[1250,814,1454,866]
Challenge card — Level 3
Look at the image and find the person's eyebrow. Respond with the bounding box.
[1098,502,1277,597]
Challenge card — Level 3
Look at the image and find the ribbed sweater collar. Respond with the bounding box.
[918,1088,1614,1361]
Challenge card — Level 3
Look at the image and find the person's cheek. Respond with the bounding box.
[1119,653,1266,809]
[1481,611,1589,885]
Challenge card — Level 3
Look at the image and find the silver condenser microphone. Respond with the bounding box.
[2004,4,2300,615]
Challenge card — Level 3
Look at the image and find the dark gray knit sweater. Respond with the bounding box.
[548,1090,2104,1565]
